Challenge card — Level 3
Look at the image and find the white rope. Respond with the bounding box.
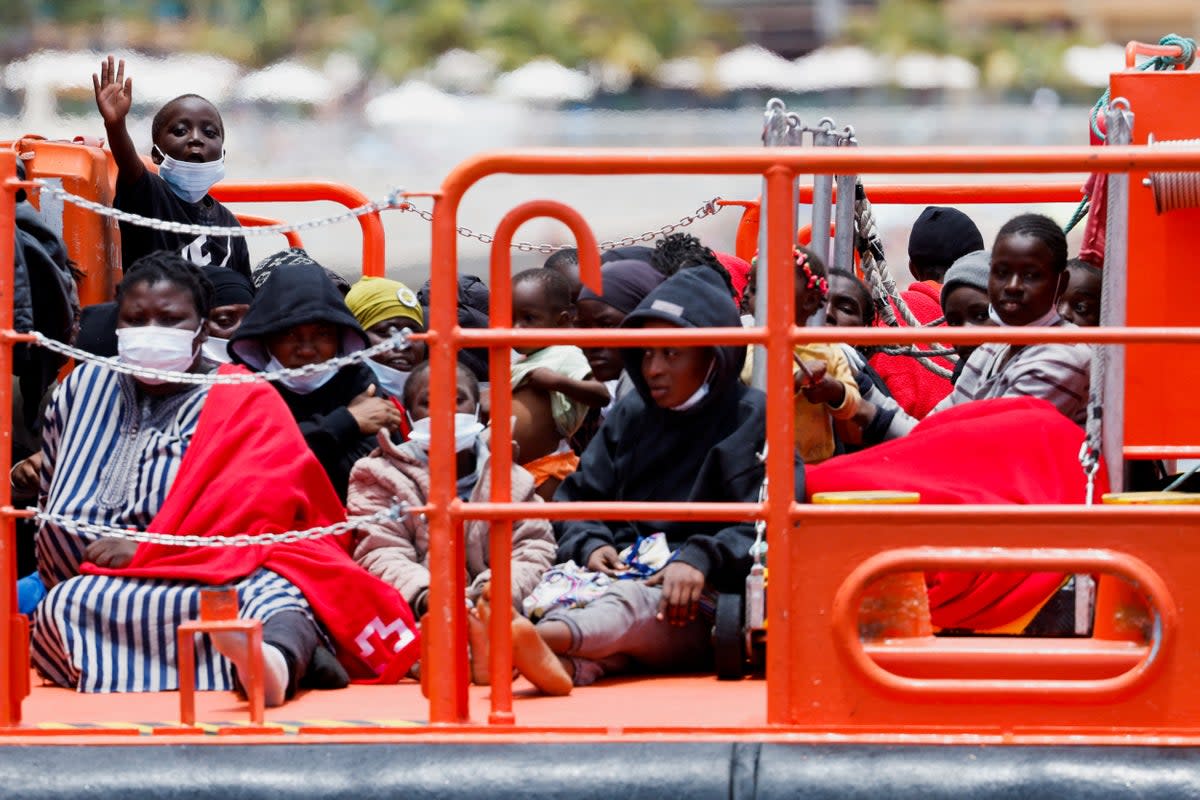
[31,328,411,385]
[853,186,956,380]
[32,502,409,547]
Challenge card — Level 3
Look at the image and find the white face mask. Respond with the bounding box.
[988,305,1062,328]
[669,360,716,412]
[367,359,410,399]
[407,410,484,453]
[266,355,338,395]
[154,146,226,204]
[116,325,201,384]
[201,335,231,364]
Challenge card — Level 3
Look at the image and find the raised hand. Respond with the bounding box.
[93,55,133,126]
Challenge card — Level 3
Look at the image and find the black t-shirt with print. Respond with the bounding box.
[114,170,251,278]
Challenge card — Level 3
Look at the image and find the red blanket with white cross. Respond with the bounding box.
[83,364,419,682]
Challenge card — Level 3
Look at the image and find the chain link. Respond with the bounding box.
[37,180,405,237]
[33,503,410,547]
[39,181,724,255]
[398,198,725,254]
[32,328,411,385]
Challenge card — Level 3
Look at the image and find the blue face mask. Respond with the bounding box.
[367,359,410,399]
[154,146,225,204]
[266,355,337,395]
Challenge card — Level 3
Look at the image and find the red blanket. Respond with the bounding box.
[867,281,953,419]
[84,365,419,682]
[806,397,1109,631]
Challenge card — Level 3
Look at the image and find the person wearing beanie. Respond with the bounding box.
[864,206,983,420]
[230,253,401,499]
[251,247,352,296]
[575,259,666,396]
[939,249,993,370]
[200,264,255,363]
[345,276,427,409]
[908,206,985,284]
[466,266,801,694]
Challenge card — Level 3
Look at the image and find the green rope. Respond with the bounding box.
[1063,195,1090,234]
[1090,34,1197,142]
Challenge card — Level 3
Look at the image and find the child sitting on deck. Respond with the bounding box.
[348,362,555,685]
[744,247,860,464]
[510,269,609,500]
[93,56,250,277]
[472,267,800,694]
[1058,258,1102,328]
[229,251,401,499]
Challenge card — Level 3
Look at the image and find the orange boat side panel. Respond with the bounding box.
[1115,70,1200,450]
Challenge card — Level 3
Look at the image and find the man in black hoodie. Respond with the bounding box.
[481,267,802,693]
[229,251,401,499]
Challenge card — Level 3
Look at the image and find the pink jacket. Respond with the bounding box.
[348,432,556,613]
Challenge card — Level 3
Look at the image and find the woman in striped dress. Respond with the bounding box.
[31,252,338,706]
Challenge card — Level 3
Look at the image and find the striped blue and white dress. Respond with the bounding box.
[31,363,316,693]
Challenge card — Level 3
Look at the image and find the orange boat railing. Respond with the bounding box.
[5,143,1200,736]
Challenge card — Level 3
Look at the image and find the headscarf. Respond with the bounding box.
[714,251,752,304]
[940,249,991,307]
[578,259,666,316]
[345,276,424,331]
[251,248,351,296]
[202,265,254,307]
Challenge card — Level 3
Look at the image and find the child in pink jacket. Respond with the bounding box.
[348,361,555,621]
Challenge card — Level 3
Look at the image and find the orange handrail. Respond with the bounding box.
[422,144,1200,730]
[234,213,304,250]
[210,181,385,277]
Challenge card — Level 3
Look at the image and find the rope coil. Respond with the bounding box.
[1145,135,1200,214]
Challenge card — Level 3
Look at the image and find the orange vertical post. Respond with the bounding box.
[484,200,599,725]
[427,189,470,723]
[761,165,798,725]
[0,151,20,727]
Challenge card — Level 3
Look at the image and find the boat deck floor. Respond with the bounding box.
[13,670,766,736]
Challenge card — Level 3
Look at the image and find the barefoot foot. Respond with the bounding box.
[210,631,289,707]
[468,609,491,686]
[511,617,572,696]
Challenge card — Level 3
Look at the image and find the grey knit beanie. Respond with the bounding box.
[940,249,991,308]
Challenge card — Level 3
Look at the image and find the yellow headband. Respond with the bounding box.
[346,277,424,331]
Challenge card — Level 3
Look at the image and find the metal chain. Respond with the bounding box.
[397,198,725,254]
[32,503,410,547]
[36,180,405,237]
[39,180,724,255]
[31,328,411,385]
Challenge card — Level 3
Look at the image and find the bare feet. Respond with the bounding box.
[468,604,491,686]
[471,584,572,696]
[512,616,573,696]
[210,631,289,707]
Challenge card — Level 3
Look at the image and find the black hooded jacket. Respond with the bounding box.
[229,262,375,500]
[554,267,802,592]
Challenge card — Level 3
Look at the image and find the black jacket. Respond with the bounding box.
[229,262,375,500]
[554,267,802,592]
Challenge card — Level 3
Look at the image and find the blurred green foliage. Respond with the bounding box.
[2,0,735,82]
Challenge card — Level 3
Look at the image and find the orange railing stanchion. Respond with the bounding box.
[481,200,600,725]
[211,181,386,277]
[0,151,22,728]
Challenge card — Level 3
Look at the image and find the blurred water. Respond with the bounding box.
[4,102,1092,288]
